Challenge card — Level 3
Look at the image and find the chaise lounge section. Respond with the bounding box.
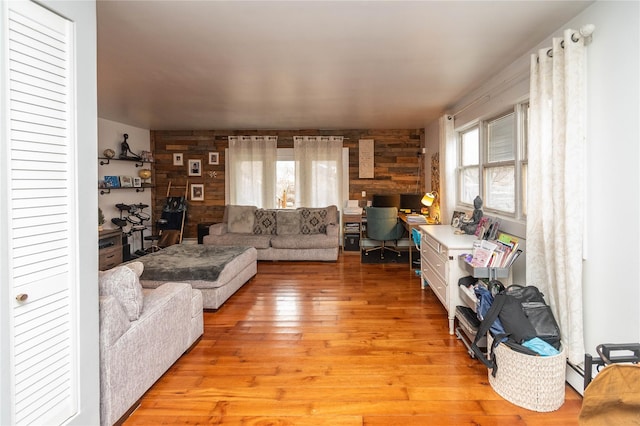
[134,244,258,310]
[203,205,340,261]
[99,262,203,426]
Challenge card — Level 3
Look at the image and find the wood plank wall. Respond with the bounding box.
[150,129,425,239]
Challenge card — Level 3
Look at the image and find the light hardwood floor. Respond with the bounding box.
[124,253,582,425]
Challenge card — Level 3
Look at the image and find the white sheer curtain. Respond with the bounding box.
[527,28,591,365]
[294,136,343,208]
[439,114,455,224]
[228,136,278,208]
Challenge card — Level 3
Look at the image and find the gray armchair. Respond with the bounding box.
[364,207,405,258]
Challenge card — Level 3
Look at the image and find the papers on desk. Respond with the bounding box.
[405,214,427,224]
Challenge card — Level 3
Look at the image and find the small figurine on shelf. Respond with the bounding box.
[119,134,142,160]
[98,207,105,231]
[462,195,483,235]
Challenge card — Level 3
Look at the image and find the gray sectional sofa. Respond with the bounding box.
[202,205,340,261]
[99,262,203,425]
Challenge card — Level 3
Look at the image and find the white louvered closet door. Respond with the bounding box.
[5,1,79,424]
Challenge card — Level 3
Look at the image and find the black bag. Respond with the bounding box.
[521,301,561,349]
[505,285,561,350]
[471,284,561,376]
[498,294,537,343]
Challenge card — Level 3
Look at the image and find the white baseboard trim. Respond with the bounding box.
[566,361,585,396]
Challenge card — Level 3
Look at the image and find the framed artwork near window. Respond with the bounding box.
[208,152,219,165]
[190,183,204,201]
[188,159,202,176]
[450,210,466,228]
[173,153,183,166]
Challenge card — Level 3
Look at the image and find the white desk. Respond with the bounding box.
[419,225,477,334]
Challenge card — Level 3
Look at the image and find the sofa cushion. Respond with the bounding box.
[98,263,144,321]
[227,205,256,233]
[276,210,301,235]
[253,209,277,235]
[213,233,272,249]
[271,233,338,249]
[299,208,329,234]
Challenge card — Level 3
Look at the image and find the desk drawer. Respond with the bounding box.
[421,231,441,254]
[422,246,447,282]
[422,265,447,308]
[100,246,122,270]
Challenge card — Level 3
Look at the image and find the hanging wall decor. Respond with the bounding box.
[188,159,202,176]
[358,139,374,178]
[190,183,204,201]
[208,152,219,165]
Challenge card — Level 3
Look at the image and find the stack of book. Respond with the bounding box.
[405,214,427,224]
[469,232,522,268]
[344,223,360,233]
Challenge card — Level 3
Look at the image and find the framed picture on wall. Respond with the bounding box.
[208,152,219,165]
[190,183,204,201]
[133,177,142,188]
[104,175,120,188]
[173,153,183,166]
[119,176,133,188]
[188,159,202,176]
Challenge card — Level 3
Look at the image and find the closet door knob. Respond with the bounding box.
[16,293,28,302]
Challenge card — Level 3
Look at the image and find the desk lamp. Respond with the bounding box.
[421,191,440,224]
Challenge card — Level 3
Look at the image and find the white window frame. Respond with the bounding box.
[456,101,529,221]
[457,125,480,206]
[483,110,516,214]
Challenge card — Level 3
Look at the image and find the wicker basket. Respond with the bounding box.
[488,338,566,412]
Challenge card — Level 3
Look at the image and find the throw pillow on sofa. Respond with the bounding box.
[227,205,256,233]
[253,209,277,235]
[299,208,328,234]
[98,262,144,321]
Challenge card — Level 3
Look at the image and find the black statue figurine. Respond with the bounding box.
[119,134,141,160]
[462,196,483,235]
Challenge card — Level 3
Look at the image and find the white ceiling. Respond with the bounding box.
[97,1,593,131]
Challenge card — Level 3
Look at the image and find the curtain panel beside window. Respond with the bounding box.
[527,27,591,365]
[228,136,278,208]
[293,136,344,208]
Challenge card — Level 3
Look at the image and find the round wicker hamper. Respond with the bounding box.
[488,340,566,412]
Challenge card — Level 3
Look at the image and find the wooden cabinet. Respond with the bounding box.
[99,229,123,270]
[419,225,476,334]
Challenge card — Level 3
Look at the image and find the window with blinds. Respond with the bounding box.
[456,104,528,218]
[484,112,516,213]
[7,2,77,425]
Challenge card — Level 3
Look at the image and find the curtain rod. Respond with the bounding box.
[455,24,595,115]
[544,24,595,58]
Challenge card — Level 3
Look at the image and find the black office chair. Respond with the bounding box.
[364,207,405,259]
